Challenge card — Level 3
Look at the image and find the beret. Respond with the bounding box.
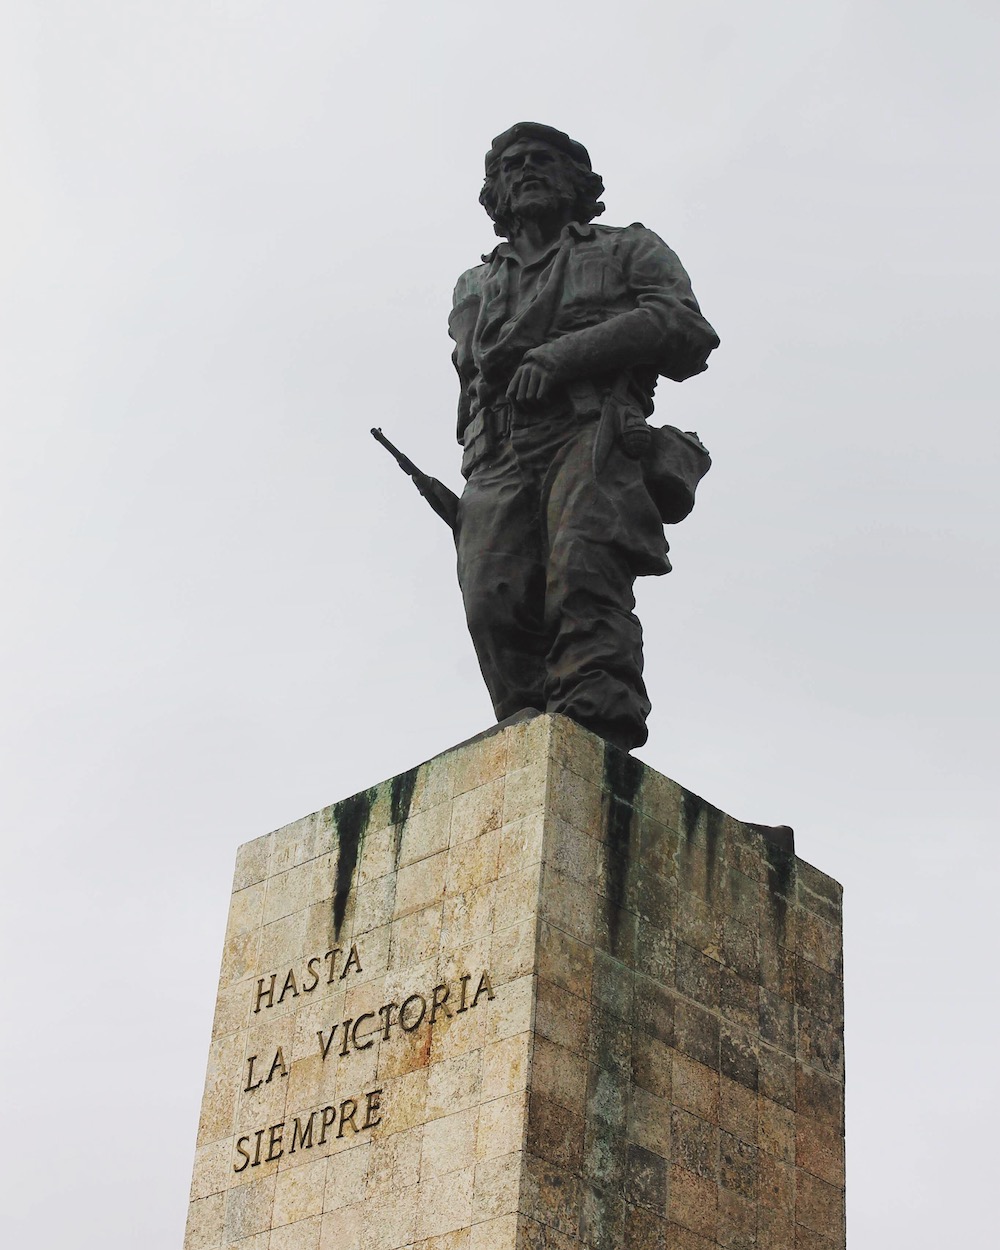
[485,122,592,175]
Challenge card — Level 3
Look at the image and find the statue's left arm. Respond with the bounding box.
[525,225,720,386]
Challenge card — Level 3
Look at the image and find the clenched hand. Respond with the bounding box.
[506,351,556,404]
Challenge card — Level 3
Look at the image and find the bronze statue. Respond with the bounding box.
[376,123,718,751]
[450,122,719,750]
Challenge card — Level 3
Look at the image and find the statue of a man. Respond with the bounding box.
[449,122,719,750]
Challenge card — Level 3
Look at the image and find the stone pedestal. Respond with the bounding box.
[186,714,845,1250]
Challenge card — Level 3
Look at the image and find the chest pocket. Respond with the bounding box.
[560,246,626,309]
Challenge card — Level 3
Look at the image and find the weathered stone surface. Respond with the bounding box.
[186,714,844,1249]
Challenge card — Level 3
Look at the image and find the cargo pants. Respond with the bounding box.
[455,407,670,751]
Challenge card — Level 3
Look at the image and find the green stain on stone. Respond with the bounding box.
[390,767,418,869]
[681,790,724,899]
[331,787,375,938]
[763,838,795,934]
[602,743,644,957]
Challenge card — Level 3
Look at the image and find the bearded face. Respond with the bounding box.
[494,138,578,229]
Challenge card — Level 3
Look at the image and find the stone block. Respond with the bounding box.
[187,714,845,1250]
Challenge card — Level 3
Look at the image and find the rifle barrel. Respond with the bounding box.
[370,427,459,531]
[371,427,419,477]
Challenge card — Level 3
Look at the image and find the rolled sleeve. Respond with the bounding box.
[531,226,719,384]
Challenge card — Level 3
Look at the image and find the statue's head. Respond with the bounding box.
[480,122,606,238]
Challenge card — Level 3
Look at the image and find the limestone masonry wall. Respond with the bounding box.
[186,714,845,1250]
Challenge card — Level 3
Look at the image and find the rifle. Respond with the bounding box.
[370,428,459,532]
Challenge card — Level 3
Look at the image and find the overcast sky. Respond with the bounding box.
[1,2,998,1246]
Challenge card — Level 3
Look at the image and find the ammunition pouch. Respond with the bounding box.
[641,426,712,524]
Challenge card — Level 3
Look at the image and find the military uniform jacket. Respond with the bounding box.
[448,221,720,466]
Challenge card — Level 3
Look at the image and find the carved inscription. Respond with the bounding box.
[253,944,363,1013]
[234,1088,383,1171]
[243,1048,288,1092]
[233,957,496,1171]
[317,969,495,1058]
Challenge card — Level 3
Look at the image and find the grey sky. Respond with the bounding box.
[1,2,997,1246]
